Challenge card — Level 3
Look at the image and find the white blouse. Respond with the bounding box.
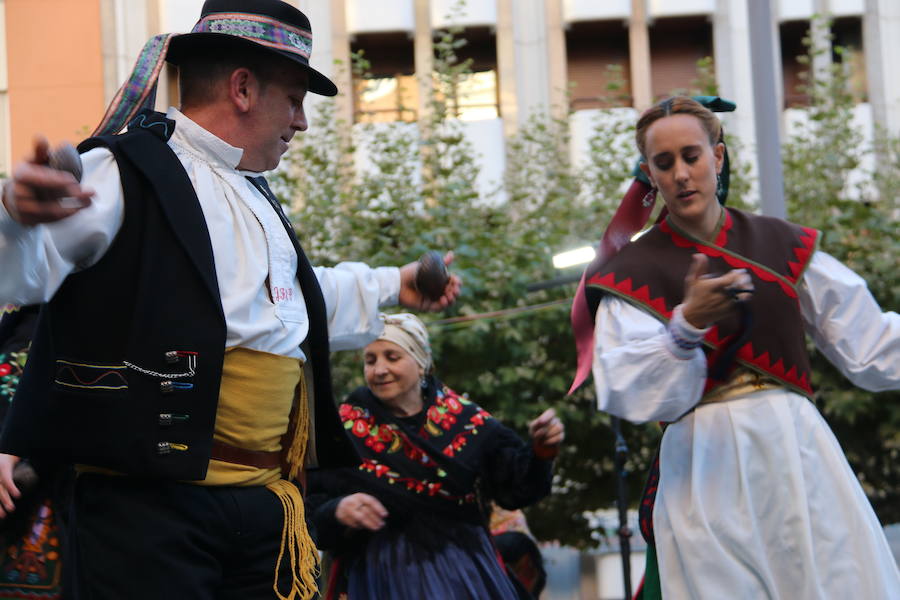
[0,108,399,358]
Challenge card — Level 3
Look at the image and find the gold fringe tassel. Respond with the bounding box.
[265,370,319,600]
[283,370,310,482]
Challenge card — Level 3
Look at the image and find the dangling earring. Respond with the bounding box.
[642,186,658,208]
[716,173,723,198]
[419,376,428,389]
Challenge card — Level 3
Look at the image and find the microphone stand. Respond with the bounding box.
[612,416,632,599]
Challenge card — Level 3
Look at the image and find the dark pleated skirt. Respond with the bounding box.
[345,523,519,600]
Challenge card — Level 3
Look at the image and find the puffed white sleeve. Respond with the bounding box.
[313,263,401,351]
[592,296,709,423]
[799,251,899,391]
[0,147,124,305]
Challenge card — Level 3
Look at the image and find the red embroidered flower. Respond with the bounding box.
[452,433,467,450]
[0,364,11,377]
[374,464,390,477]
[377,425,394,443]
[444,396,463,414]
[427,482,442,496]
[403,444,422,461]
[442,446,454,457]
[352,419,369,438]
[470,413,485,426]
[427,405,443,424]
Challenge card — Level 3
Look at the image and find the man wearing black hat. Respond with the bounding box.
[0,1,459,598]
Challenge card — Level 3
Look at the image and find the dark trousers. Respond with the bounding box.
[69,474,295,600]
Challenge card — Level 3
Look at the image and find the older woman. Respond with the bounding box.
[573,96,900,598]
[307,313,563,600]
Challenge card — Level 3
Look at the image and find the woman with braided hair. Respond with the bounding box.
[572,96,900,598]
[307,313,563,600]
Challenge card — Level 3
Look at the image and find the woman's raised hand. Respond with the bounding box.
[529,408,565,459]
[681,254,754,329]
[335,492,388,531]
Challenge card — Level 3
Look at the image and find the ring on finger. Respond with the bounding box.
[724,287,753,301]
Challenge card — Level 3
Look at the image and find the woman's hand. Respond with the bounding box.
[681,254,754,329]
[335,493,388,531]
[529,408,565,460]
[0,454,21,518]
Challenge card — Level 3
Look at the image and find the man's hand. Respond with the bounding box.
[335,492,388,531]
[529,408,565,460]
[681,254,754,329]
[0,454,21,518]
[2,137,94,226]
[398,251,462,312]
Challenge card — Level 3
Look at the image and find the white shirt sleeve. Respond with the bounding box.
[0,148,125,305]
[314,263,401,351]
[799,251,900,391]
[592,296,708,423]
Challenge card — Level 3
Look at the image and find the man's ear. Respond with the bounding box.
[227,68,255,114]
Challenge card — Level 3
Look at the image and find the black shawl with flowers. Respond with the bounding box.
[306,376,553,554]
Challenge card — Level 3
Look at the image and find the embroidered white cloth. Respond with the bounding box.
[0,108,399,358]
[592,251,900,598]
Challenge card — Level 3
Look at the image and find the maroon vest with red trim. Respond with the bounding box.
[584,208,820,397]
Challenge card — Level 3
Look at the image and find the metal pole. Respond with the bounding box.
[747,0,786,218]
[612,416,633,600]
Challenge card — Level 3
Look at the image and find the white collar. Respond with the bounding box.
[166,106,244,171]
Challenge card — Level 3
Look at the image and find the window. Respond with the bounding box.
[352,32,417,123]
[567,20,632,110]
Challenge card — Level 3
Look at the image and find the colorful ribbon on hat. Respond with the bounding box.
[92,34,174,137]
[91,13,315,137]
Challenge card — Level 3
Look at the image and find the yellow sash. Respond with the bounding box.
[211,346,318,600]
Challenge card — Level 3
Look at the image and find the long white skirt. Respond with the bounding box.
[654,390,900,599]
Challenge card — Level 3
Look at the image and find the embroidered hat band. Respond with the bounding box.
[192,12,313,59]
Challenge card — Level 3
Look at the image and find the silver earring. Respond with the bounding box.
[420,377,428,389]
[642,187,658,208]
[716,173,723,197]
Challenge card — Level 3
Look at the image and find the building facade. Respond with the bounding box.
[1,0,898,190]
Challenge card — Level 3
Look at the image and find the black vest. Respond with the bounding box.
[0,111,357,479]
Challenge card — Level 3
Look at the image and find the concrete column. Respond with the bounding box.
[295,0,353,125]
[811,0,833,82]
[628,0,652,111]
[414,0,434,124]
[510,0,552,123]
[329,1,353,126]
[0,0,9,176]
[748,0,786,218]
[496,0,518,136]
[99,0,156,111]
[545,0,568,120]
[864,0,900,136]
[713,0,759,185]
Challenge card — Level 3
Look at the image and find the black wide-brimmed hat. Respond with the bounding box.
[91,0,336,137]
[167,0,337,97]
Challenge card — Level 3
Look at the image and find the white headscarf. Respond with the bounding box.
[376,313,433,372]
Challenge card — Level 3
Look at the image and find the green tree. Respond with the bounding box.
[782,18,900,521]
